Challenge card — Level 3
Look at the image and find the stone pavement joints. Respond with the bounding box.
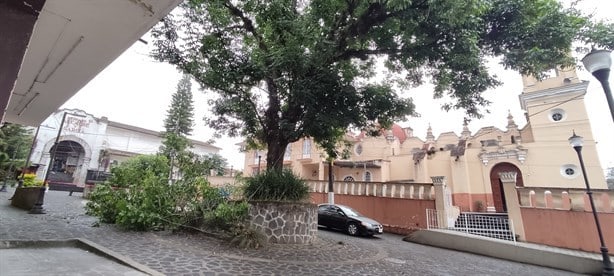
[0,188,581,276]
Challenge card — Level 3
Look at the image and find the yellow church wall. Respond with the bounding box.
[388,155,414,181]
[357,137,391,161]
[412,159,431,183]
[435,132,459,144]
[522,67,581,93]
[520,123,535,143]
[400,137,424,155]
[526,100,592,141]
[470,127,509,145]
[425,153,453,183]
[521,141,607,189]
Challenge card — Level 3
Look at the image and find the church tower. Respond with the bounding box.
[518,66,606,188]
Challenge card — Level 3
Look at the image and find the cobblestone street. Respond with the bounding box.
[0,189,580,275]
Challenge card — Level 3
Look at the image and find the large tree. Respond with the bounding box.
[152,0,613,171]
[160,74,196,161]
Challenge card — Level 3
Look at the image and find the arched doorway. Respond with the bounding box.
[489,162,524,213]
[48,140,85,184]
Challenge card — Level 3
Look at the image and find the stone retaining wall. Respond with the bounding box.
[248,201,317,244]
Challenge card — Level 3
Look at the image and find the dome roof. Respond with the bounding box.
[390,123,407,143]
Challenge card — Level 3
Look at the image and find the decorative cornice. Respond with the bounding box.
[479,148,527,166]
[519,81,588,110]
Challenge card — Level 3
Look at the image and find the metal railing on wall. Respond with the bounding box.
[426,209,517,243]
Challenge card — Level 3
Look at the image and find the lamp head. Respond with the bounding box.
[568,131,584,149]
[582,49,612,76]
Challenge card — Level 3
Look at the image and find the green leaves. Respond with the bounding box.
[244,170,310,202]
[107,155,169,188]
[0,123,33,179]
[160,74,195,162]
[153,0,612,170]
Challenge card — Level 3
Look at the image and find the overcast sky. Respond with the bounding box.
[61,0,613,173]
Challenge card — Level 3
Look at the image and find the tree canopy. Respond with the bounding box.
[152,0,613,170]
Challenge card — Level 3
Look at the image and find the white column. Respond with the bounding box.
[499,172,526,241]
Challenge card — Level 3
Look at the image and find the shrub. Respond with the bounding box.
[115,175,175,231]
[204,201,249,231]
[85,184,127,223]
[243,169,309,202]
[21,173,44,187]
[86,170,228,231]
[84,153,253,233]
[107,155,169,188]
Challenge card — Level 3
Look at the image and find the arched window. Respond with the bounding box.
[364,171,372,182]
[343,176,355,182]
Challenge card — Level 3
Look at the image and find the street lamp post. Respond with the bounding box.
[582,49,613,124]
[568,131,614,275]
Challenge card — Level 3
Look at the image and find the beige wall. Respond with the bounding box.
[389,155,414,181]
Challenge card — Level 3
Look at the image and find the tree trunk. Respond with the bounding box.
[263,75,286,172]
[266,140,288,172]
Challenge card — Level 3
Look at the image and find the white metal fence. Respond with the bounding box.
[426,209,517,243]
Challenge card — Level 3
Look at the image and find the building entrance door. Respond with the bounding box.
[489,162,523,213]
[48,140,85,184]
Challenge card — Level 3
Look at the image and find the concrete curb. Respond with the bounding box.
[404,229,604,275]
[0,239,163,276]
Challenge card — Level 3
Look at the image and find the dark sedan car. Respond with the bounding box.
[317,203,383,236]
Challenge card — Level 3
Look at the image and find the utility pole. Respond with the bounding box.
[328,159,334,204]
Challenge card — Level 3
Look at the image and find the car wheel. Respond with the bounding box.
[347,222,359,236]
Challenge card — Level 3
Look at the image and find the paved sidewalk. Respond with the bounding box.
[0,188,580,275]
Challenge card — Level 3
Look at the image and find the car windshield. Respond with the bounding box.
[338,205,362,217]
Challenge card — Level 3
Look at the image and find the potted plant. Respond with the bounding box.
[10,173,45,210]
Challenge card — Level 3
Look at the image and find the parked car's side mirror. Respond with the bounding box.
[336,210,345,216]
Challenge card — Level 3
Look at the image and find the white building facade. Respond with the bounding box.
[30,109,220,186]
